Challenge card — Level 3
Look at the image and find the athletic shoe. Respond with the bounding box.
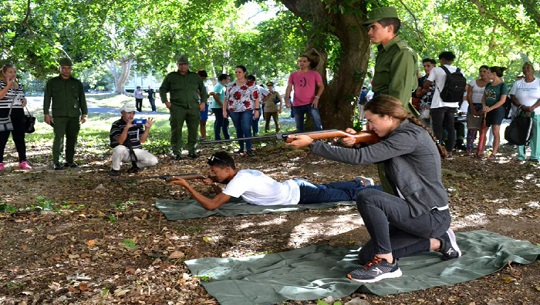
[438,228,462,260]
[54,163,64,170]
[0,162,4,171]
[188,152,199,159]
[246,151,256,157]
[355,176,374,187]
[19,161,32,170]
[109,169,121,176]
[64,162,78,168]
[347,257,402,283]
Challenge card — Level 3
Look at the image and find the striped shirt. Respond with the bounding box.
[0,80,25,109]
[109,118,144,149]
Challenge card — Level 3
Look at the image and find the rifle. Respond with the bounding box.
[112,173,207,182]
[199,129,380,145]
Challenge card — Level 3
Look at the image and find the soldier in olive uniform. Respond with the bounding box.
[43,58,88,170]
[159,55,208,159]
[364,7,418,115]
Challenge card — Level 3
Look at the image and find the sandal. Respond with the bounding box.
[488,154,496,161]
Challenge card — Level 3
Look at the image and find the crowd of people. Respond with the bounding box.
[2,4,538,287]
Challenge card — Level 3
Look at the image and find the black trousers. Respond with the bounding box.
[0,108,27,163]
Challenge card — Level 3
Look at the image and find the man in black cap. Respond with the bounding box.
[364,7,418,115]
[159,55,208,159]
[43,58,88,170]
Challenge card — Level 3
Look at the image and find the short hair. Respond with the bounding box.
[422,58,436,65]
[207,151,236,170]
[197,70,208,78]
[378,18,401,33]
[489,66,507,77]
[438,51,456,62]
[300,55,311,62]
[217,73,229,81]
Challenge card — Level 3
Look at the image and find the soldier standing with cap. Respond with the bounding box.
[364,7,418,114]
[43,58,88,170]
[364,7,418,195]
[159,55,208,159]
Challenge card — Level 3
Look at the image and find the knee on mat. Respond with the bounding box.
[148,156,158,167]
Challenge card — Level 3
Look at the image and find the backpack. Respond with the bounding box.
[439,66,467,103]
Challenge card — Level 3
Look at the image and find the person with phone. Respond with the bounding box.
[109,103,158,176]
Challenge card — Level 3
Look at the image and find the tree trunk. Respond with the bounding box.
[107,57,134,94]
[281,0,370,130]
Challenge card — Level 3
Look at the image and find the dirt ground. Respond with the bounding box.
[1,141,539,305]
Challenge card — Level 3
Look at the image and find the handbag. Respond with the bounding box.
[466,113,483,130]
[504,110,533,145]
[0,98,14,132]
[25,107,36,133]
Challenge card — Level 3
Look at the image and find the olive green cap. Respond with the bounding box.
[59,58,73,66]
[363,7,399,25]
[177,55,189,65]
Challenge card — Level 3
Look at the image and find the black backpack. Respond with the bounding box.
[439,66,467,103]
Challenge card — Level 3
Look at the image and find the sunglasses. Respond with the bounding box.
[208,155,228,166]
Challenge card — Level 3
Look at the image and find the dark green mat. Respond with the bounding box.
[185,230,540,305]
[155,198,355,220]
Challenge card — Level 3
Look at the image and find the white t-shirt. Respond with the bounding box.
[510,78,540,115]
[468,80,486,105]
[427,65,459,109]
[222,169,300,205]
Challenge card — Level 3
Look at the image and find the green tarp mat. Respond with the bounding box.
[155,199,355,220]
[185,230,540,305]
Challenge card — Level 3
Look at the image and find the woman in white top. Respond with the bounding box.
[509,62,540,161]
[465,65,489,153]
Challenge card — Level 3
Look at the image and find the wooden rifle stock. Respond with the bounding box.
[284,130,380,144]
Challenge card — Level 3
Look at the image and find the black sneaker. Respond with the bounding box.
[64,162,78,168]
[347,257,402,283]
[109,169,121,176]
[173,154,182,160]
[127,166,139,174]
[438,228,462,260]
[54,163,64,170]
[188,152,199,159]
[246,151,255,157]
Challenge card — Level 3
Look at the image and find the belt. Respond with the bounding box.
[432,205,449,211]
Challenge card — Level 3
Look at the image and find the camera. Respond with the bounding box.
[133,118,147,125]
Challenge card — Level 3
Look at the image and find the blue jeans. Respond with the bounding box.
[356,188,450,265]
[292,104,323,132]
[212,108,230,140]
[229,110,253,152]
[252,113,260,136]
[295,179,380,204]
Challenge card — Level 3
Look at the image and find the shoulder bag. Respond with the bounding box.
[0,99,14,132]
[504,109,533,146]
[25,106,36,133]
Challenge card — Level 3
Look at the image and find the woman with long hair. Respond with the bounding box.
[466,65,490,153]
[288,95,460,283]
[223,65,260,157]
[479,66,508,160]
[0,64,31,171]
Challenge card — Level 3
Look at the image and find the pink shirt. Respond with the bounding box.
[288,70,322,106]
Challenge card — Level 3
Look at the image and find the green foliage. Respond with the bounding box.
[122,239,137,249]
[0,204,18,214]
[316,300,343,305]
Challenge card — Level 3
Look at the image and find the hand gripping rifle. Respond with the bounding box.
[112,173,208,182]
[199,129,380,145]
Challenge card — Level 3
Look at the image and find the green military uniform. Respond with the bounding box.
[365,7,419,195]
[159,70,208,156]
[43,75,87,165]
[372,36,418,115]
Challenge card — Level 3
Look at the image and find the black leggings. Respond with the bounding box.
[0,108,27,163]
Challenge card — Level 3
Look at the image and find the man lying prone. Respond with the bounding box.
[167,151,380,210]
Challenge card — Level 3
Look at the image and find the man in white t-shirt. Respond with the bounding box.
[168,151,378,210]
[422,51,460,156]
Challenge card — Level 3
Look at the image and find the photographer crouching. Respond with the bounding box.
[109,103,158,176]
